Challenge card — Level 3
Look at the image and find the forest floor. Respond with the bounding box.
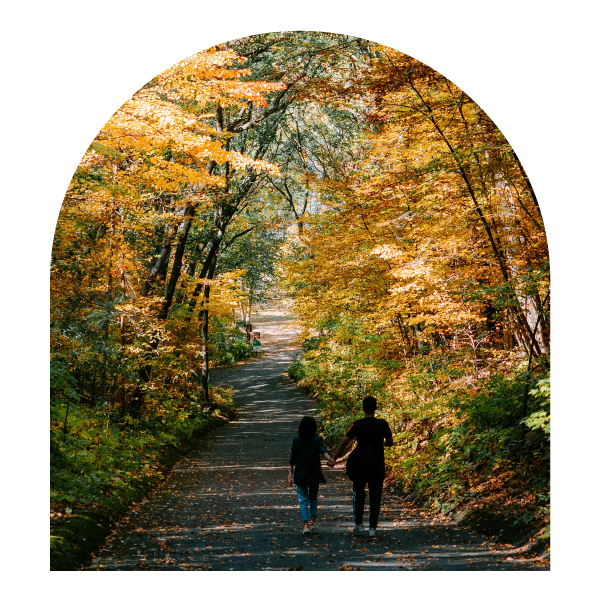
[86,306,548,571]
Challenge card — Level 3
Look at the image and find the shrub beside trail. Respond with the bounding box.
[51,366,236,570]
[286,339,549,549]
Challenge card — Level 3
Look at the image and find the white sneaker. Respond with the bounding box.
[368,528,377,537]
[353,524,365,533]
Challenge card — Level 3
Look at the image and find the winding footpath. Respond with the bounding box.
[88,309,547,571]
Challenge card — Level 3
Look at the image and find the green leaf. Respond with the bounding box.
[541,524,550,539]
[89,141,125,160]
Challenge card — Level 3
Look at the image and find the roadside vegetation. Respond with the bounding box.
[51,32,550,566]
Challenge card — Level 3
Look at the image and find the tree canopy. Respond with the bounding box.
[51,32,549,541]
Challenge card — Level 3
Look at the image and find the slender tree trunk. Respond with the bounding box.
[157,160,216,320]
[185,241,207,278]
[409,79,542,355]
[134,163,215,405]
[189,234,222,299]
[157,205,197,320]
[99,315,109,402]
[498,191,550,354]
[395,313,414,357]
[522,292,550,419]
[511,149,542,216]
[200,257,218,405]
[141,224,177,296]
[62,402,70,441]
[100,191,116,402]
[269,176,308,239]
[90,373,97,406]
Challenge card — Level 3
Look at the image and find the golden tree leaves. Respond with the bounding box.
[156,49,285,108]
[73,47,285,212]
[53,46,287,370]
[284,41,548,366]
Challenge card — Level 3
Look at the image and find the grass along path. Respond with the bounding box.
[87,309,547,570]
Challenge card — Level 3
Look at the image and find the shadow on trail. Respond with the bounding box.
[87,351,547,571]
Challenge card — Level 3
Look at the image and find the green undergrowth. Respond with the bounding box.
[287,338,550,543]
[50,370,236,570]
[210,317,254,365]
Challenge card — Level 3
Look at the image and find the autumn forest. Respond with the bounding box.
[50,32,550,569]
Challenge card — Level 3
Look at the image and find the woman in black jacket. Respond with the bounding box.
[289,416,335,534]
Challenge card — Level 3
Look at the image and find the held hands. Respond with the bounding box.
[326,457,336,468]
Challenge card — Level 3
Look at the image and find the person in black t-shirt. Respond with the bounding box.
[332,396,393,537]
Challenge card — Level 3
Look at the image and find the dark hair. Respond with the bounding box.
[363,395,377,414]
[298,416,317,441]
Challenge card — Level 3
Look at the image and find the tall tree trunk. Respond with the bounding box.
[141,223,177,296]
[100,191,116,402]
[247,292,254,328]
[200,256,218,405]
[157,161,216,319]
[511,149,542,216]
[268,176,309,239]
[134,162,215,406]
[184,241,207,278]
[187,233,224,314]
[133,205,197,413]
[409,79,542,356]
[395,313,414,357]
[498,191,549,354]
[157,204,197,320]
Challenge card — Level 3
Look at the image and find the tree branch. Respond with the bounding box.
[223,226,255,250]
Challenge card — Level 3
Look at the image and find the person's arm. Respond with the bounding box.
[317,436,335,466]
[332,435,353,460]
[289,438,297,483]
[383,422,393,447]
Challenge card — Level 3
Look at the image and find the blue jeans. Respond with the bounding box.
[295,482,319,521]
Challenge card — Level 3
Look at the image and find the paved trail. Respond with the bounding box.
[88,311,547,571]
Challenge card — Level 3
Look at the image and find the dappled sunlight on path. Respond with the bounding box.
[248,306,303,356]
[87,311,547,571]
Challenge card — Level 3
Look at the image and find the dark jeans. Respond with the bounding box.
[352,474,384,529]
